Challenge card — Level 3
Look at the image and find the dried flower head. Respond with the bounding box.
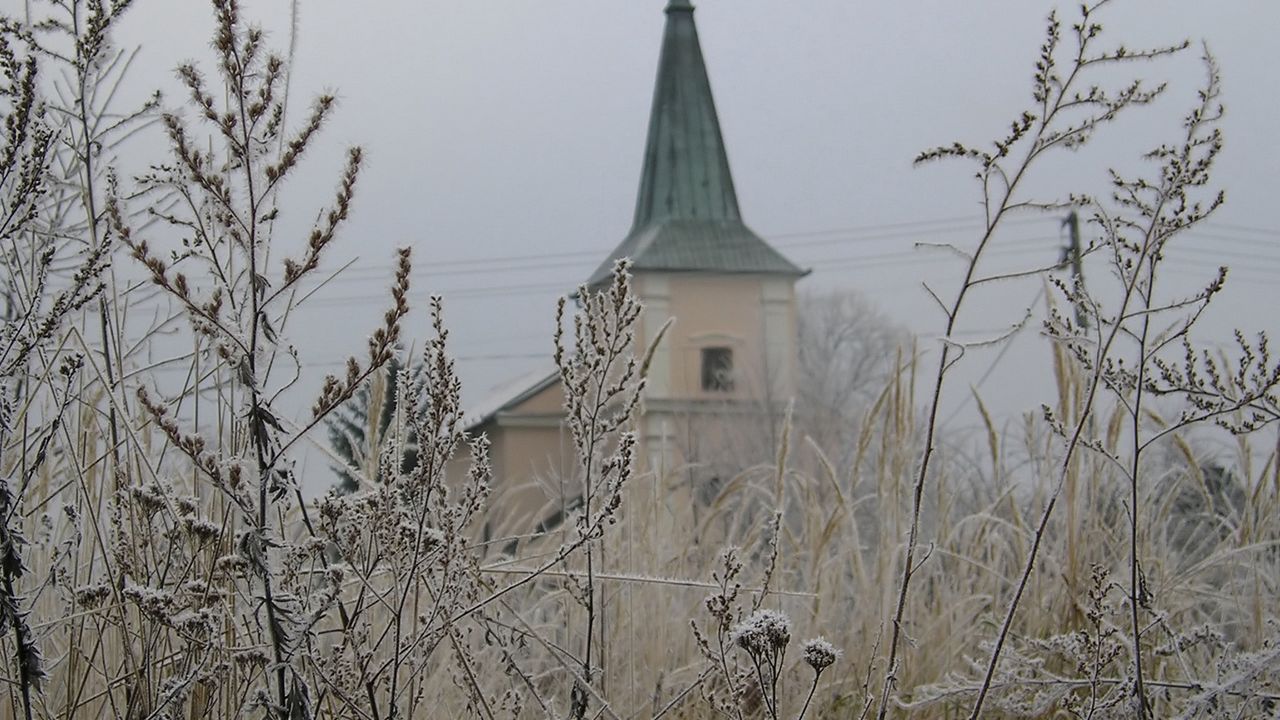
[731,609,791,655]
[74,583,112,609]
[233,647,270,669]
[802,637,840,673]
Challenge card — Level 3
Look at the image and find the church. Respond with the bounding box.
[464,0,807,533]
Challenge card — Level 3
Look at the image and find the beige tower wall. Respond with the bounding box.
[636,272,797,404]
[632,271,799,541]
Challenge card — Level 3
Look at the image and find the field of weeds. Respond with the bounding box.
[1,1,1277,718]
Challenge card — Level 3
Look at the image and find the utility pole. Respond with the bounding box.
[1061,211,1088,330]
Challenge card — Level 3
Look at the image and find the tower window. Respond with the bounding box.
[701,347,734,392]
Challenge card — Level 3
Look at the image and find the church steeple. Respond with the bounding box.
[633,0,739,226]
[586,0,805,287]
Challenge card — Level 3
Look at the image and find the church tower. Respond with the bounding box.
[586,0,807,476]
[465,1,806,534]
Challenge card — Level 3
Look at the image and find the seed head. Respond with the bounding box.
[731,609,791,655]
[802,637,840,672]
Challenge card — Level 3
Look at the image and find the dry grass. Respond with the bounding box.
[1,1,1278,718]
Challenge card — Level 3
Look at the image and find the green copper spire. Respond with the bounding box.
[587,1,804,286]
[635,0,736,226]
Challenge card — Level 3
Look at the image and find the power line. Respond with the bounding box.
[1168,238,1280,264]
[114,212,1279,314]
[766,214,992,239]
[769,215,1050,249]
[1202,221,1280,237]
[321,219,1001,281]
[253,236,1278,309]
[116,247,1273,319]
[291,242,1065,308]
[295,215,1056,285]
[294,217,1280,291]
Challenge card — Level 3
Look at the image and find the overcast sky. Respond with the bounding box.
[97,1,1280,459]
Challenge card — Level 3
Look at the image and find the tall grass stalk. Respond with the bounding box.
[875,5,1187,717]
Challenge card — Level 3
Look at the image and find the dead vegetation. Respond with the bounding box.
[0,0,1277,717]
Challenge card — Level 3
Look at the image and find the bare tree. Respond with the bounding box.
[796,289,910,468]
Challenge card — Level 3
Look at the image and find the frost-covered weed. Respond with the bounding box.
[1,1,1278,719]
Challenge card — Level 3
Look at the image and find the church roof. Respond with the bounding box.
[586,0,805,287]
[463,364,558,432]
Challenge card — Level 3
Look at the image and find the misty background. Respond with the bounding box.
[89,0,1280,487]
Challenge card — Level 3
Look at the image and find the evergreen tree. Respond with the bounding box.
[326,354,422,492]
